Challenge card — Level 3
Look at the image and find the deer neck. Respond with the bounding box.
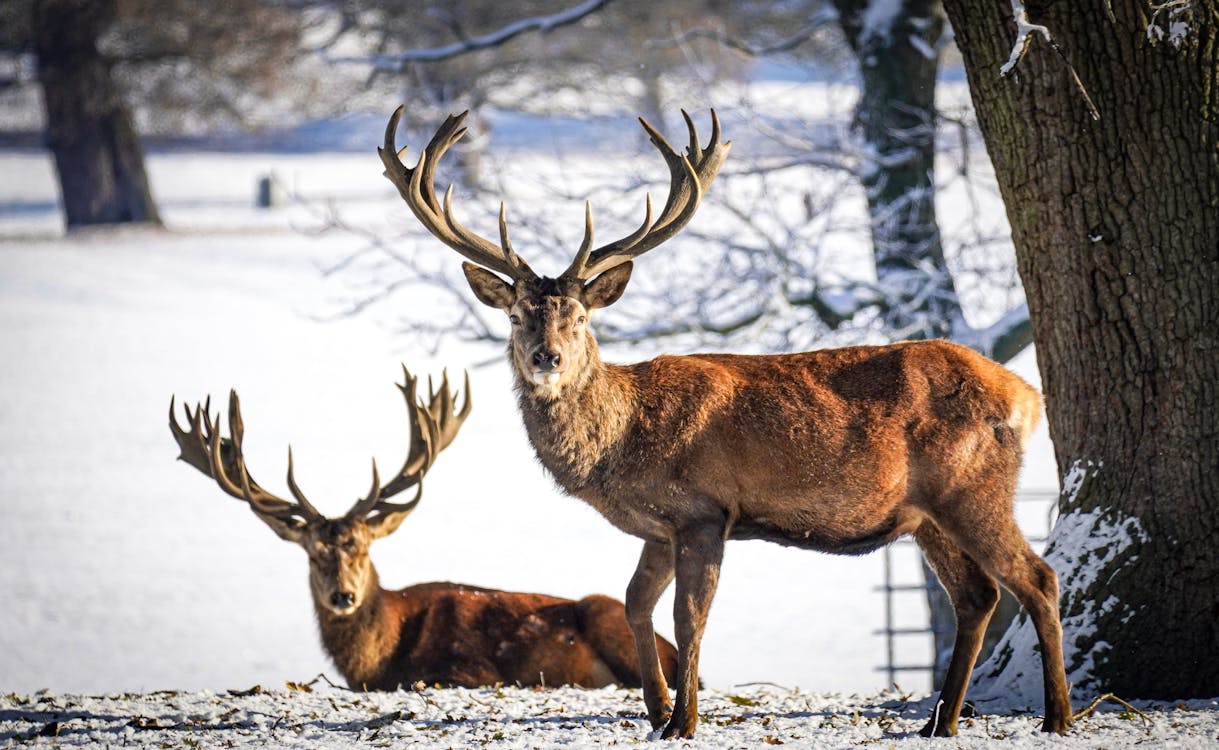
[313,568,401,690]
[512,338,634,492]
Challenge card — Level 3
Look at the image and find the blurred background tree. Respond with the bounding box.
[1,0,324,226]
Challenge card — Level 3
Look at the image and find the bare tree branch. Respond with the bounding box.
[328,0,611,69]
[661,8,839,58]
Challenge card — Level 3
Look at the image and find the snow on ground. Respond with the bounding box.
[4,685,1218,748]
[6,94,1206,748]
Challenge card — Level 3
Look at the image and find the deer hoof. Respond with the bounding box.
[660,715,697,740]
[647,703,672,730]
[918,718,956,738]
[1041,714,1072,735]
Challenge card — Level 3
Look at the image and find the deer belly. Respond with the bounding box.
[729,507,917,556]
[577,488,674,541]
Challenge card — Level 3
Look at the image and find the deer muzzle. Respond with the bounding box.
[529,349,564,385]
[329,591,357,613]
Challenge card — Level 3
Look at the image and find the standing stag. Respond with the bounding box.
[169,367,680,691]
[379,108,1072,738]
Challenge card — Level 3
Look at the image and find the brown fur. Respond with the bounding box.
[463,268,1072,739]
[307,551,681,691]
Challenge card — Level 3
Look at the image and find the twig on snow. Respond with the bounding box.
[733,681,796,691]
[303,672,352,691]
[1071,692,1154,729]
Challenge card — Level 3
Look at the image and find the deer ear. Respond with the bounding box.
[366,508,413,540]
[462,263,515,310]
[583,262,633,310]
[252,509,306,544]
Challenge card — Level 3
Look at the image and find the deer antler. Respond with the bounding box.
[379,106,537,281]
[169,392,322,527]
[383,107,728,283]
[561,109,731,281]
[344,366,472,521]
[171,368,471,525]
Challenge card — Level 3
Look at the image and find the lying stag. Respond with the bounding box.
[169,368,679,691]
[379,108,1072,737]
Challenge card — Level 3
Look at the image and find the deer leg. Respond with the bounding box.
[913,522,1000,737]
[939,509,1072,734]
[662,524,724,739]
[992,542,1072,734]
[626,539,675,730]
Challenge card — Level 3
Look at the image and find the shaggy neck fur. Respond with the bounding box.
[512,335,634,493]
[313,568,402,690]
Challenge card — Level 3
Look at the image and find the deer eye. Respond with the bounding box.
[509,314,521,326]
[576,316,586,327]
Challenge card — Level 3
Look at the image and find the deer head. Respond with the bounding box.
[379,108,730,396]
[169,367,470,615]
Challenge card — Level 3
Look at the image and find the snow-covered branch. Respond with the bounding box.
[998,0,1100,120]
[950,302,1031,363]
[1147,0,1197,48]
[329,0,610,69]
[999,0,1051,78]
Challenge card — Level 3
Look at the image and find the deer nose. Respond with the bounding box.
[330,591,356,609]
[532,350,561,370]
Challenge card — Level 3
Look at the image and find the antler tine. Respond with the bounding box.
[348,370,432,518]
[566,202,597,281]
[438,185,536,279]
[380,106,536,281]
[344,458,384,520]
[495,202,534,276]
[562,109,730,281]
[169,395,212,477]
[222,391,322,522]
[284,446,323,520]
[358,366,470,517]
[428,368,472,453]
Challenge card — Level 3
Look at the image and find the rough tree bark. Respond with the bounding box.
[33,0,161,227]
[941,0,1218,700]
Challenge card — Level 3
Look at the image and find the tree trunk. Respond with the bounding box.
[942,0,1219,701]
[832,0,960,339]
[33,0,161,228]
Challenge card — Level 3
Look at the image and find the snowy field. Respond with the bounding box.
[3,96,1215,746]
[5,684,1219,749]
